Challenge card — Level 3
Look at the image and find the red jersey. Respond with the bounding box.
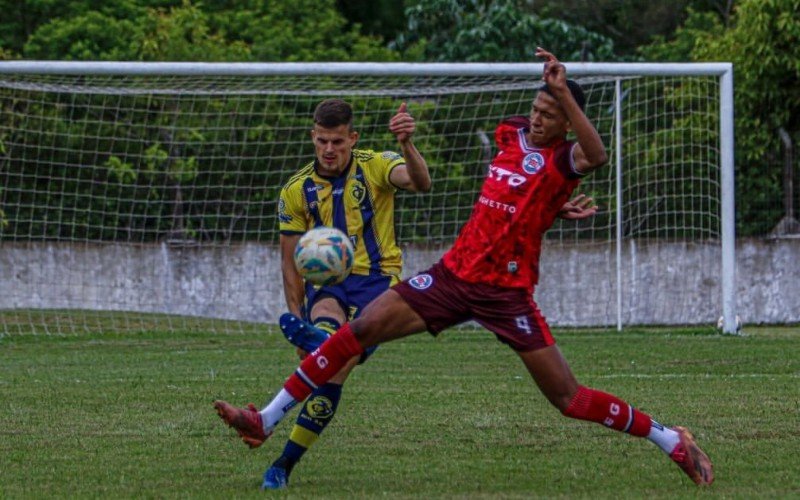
[442,116,583,290]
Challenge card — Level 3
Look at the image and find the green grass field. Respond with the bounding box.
[1,318,798,498]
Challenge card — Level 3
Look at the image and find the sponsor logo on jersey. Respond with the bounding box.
[478,195,517,214]
[409,273,434,290]
[488,164,526,187]
[278,198,292,223]
[522,152,545,174]
[382,151,403,161]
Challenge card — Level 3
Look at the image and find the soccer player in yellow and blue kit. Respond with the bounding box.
[264,98,431,488]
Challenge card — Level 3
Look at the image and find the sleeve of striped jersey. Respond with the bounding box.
[278,182,308,234]
[379,151,405,192]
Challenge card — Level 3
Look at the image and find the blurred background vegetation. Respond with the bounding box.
[0,0,798,238]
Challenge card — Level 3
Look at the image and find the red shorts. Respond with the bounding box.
[392,261,555,352]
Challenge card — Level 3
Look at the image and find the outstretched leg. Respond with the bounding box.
[264,305,355,489]
[281,289,427,408]
[517,345,713,486]
[214,289,427,446]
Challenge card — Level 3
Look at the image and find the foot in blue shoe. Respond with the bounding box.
[279,312,330,353]
[262,465,288,490]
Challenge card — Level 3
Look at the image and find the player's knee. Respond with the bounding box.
[350,317,378,344]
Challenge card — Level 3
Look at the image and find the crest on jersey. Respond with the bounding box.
[409,273,433,290]
[350,180,366,204]
[522,152,545,174]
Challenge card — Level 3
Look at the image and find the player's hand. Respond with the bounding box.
[389,102,416,144]
[535,47,567,92]
[296,347,309,360]
[559,193,598,220]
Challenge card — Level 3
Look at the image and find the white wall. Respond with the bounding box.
[1,238,798,328]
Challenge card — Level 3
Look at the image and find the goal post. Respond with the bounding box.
[0,61,736,335]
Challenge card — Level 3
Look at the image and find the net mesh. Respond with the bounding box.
[0,70,722,334]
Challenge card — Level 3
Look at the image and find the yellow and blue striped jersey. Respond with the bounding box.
[278,149,406,277]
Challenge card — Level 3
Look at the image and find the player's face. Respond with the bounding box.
[528,92,570,147]
[311,124,358,175]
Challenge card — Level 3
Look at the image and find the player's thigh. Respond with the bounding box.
[472,288,555,351]
[351,289,427,346]
[309,295,347,324]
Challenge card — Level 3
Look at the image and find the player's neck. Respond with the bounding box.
[315,154,353,179]
[525,132,563,149]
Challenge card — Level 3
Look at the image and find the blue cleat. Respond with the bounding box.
[261,465,289,490]
[279,312,330,353]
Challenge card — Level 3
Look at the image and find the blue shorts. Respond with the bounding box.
[304,272,399,361]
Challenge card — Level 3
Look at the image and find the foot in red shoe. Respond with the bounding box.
[213,400,272,448]
[670,426,714,485]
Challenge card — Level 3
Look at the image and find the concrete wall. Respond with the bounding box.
[1,238,798,328]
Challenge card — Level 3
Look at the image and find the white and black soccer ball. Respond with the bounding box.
[294,226,354,286]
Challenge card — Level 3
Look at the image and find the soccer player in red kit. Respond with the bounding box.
[215,48,714,487]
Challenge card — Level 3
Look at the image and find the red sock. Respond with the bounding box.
[284,324,363,400]
[563,385,652,437]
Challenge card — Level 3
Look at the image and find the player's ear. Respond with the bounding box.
[349,130,359,145]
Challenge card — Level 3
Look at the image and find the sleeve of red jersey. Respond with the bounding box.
[494,115,529,149]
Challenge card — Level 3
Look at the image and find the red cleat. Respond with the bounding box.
[213,400,272,448]
[670,426,714,485]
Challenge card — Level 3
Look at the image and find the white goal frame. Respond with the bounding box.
[0,61,737,334]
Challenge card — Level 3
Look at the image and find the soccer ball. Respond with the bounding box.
[294,226,354,286]
[716,315,742,334]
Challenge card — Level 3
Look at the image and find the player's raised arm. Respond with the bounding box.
[535,47,608,174]
[388,102,432,192]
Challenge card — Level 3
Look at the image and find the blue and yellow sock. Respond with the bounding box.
[313,316,340,336]
[278,382,343,472]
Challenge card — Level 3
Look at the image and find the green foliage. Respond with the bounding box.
[533,0,733,57]
[135,1,251,61]
[23,12,143,60]
[638,9,724,62]
[335,0,408,39]
[644,0,800,235]
[212,0,399,62]
[14,0,398,62]
[395,0,617,62]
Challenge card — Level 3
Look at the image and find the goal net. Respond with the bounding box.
[0,62,735,335]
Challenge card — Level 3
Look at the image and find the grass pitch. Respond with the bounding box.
[1,319,798,498]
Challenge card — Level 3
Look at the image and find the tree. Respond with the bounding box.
[394,0,616,62]
[15,0,398,62]
[213,0,399,62]
[335,0,408,40]
[642,0,800,235]
[533,0,735,57]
